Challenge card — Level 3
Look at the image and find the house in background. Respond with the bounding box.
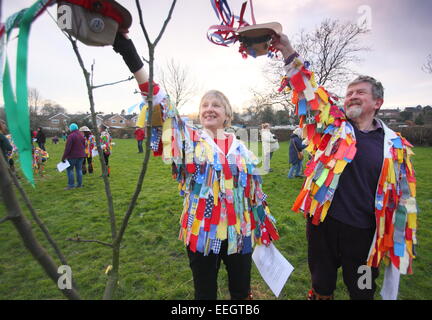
[125,114,138,127]
[377,108,401,125]
[43,113,70,131]
[104,113,128,128]
[85,114,105,127]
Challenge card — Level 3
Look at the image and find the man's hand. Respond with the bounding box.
[271,33,296,59]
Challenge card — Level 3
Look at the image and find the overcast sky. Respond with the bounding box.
[1,0,431,116]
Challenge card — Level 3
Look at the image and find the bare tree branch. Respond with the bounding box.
[92,76,134,89]
[115,0,178,254]
[154,1,177,47]
[67,34,117,243]
[99,0,179,300]
[67,236,113,248]
[0,216,11,224]
[141,56,150,64]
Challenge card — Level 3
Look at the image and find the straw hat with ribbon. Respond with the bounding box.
[207,0,282,58]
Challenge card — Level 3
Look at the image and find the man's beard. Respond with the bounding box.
[346,105,363,119]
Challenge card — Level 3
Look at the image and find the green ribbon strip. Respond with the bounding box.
[2,1,50,185]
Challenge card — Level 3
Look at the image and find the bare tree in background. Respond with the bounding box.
[39,100,66,116]
[28,87,41,114]
[250,19,370,123]
[28,87,42,128]
[294,19,370,89]
[423,54,432,74]
[158,58,198,109]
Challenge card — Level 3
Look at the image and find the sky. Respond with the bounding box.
[1,0,431,116]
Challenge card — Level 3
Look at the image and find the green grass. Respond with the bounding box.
[0,139,431,300]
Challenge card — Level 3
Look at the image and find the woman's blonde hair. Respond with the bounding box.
[199,90,233,127]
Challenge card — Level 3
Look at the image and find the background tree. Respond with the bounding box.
[400,110,413,122]
[158,58,198,109]
[294,19,370,90]
[68,113,93,129]
[415,114,424,126]
[250,19,370,125]
[422,53,432,74]
[28,87,44,129]
[40,100,66,116]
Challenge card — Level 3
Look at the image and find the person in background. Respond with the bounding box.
[62,123,86,190]
[36,127,46,151]
[62,130,68,142]
[0,122,18,176]
[99,125,112,177]
[52,135,59,144]
[288,127,306,179]
[134,126,145,153]
[79,126,96,175]
[261,123,279,173]
[32,146,49,176]
[0,120,13,168]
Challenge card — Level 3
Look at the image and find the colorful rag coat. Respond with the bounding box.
[136,82,280,256]
[100,131,112,156]
[280,56,418,277]
[32,146,49,173]
[84,134,96,158]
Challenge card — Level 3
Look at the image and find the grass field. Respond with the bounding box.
[0,139,431,300]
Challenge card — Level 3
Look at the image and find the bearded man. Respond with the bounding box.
[272,33,417,300]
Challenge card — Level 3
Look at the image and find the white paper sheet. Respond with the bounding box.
[252,243,294,297]
[92,148,99,157]
[57,160,70,172]
[380,263,400,300]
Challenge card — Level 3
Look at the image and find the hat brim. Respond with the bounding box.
[108,0,132,30]
[237,22,283,37]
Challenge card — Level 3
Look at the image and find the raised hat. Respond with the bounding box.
[237,22,283,57]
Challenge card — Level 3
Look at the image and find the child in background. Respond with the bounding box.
[32,146,49,176]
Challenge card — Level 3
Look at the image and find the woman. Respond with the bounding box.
[261,123,279,173]
[62,123,86,190]
[288,127,306,179]
[112,32,280,300]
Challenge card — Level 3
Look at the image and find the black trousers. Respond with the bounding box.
[187,240,251,300]
[82,157,93,173]
[102,153,110,166]
[307,216,379,300]
[37,142,45,151]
